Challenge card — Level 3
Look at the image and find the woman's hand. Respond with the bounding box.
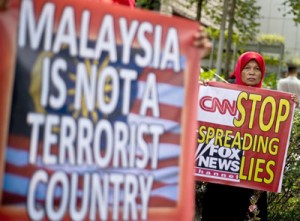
[291,94,299,107]
[199,80,209,86]
[193,25,212,58]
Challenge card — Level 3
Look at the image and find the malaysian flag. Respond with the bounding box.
[2,39,188,212]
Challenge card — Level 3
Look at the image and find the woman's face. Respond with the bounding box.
[241,60,262,86]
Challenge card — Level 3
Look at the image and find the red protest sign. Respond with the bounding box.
[195,81,295,193]
[0,0,201,220]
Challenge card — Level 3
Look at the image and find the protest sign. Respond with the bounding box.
[195,82,295,193]
[0,0,201,220]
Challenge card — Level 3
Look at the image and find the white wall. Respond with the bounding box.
[257,0,300,57]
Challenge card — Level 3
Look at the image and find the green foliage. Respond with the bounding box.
[135,0,160,10]
[262,73,277,89]
[263,55,280,66]
[233,0,261,43]
[282,0,300,24]
[257,34,285,45]
[263,73,277,90]
[203,0,223,25]
[206,27,220,39]
[206,27,239,44]
[188,0,208,8]
[199,68,217,81]
[267,111,300,221]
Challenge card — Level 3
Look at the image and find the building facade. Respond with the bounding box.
[257,0,300,57]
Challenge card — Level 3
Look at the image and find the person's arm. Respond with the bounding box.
[277,81,299,107]
[193,25,212,59]
[291,94,299,108]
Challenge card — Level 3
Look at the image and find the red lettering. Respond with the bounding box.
[199,96,215,112]
[199,96,237,116]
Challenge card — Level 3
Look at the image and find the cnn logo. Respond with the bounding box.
[199,96,237,116]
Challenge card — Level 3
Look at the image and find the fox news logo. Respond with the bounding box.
[195,138,244,181]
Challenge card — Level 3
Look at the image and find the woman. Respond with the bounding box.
[201,51,298,221]
[201,51,268,221]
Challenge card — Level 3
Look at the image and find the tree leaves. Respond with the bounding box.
[202,0,261,44]
[283,0,300,24]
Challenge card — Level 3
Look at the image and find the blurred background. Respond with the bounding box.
[137,0,300,89]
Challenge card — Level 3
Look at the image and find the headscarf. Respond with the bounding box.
[231,51,265,88]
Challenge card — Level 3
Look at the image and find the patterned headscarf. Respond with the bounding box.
[231,51,265,88]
